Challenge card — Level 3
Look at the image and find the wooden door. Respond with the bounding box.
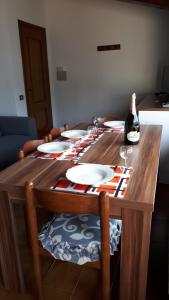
[18,20,53,137]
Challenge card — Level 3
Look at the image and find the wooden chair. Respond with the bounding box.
[18,137,48,160]
[96,115,123,125]
[48,124,68,142]
[25,182,120,300]
[17,138,49,249]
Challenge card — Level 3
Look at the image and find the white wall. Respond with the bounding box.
[0,0,169,126]
[0,0,45,116]
[45,0,169,126]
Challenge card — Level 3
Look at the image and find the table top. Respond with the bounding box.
[0,124,162,212]
[138,94,169,111]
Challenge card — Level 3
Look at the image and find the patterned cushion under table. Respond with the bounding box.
[38,213,122,265]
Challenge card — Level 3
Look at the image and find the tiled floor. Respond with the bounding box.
[146,184,168,300]
[0,290,32,300]
[0,183,168,299]
[20,247,99,300]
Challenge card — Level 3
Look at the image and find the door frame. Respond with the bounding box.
[18,20,53,134]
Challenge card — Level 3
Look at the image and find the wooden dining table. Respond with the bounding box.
[0,123,162,300]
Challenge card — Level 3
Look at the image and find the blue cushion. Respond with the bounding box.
[38,213,122,265]
[0,135,32,170]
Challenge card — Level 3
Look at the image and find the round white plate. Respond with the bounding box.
[61,130,88,139]
[66,164,114,185]
[103,121,125,128]
[37,142,72,154]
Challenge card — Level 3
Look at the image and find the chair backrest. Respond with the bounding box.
[48,124,68,141]
[25,181,110,300]
[96,115,122,124]
[18,137,48,160]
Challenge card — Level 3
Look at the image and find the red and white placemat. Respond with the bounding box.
[28,127,123,162]
[50,164,133,199]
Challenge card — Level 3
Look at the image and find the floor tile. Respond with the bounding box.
[43,261,83,294]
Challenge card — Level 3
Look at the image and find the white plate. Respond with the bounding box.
[66,164,114,185]
[103,121,125,128]
[37,142,72,154]
[61,130,88,139]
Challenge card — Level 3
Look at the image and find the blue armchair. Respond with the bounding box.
[0,116,37,170]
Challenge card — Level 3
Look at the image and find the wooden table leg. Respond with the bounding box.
[120,208,152,300]
[0,191,25,292]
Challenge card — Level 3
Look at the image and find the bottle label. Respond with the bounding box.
[127,131,140,142]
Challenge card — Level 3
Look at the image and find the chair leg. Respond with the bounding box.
[25,183,44,300]
[101,269,110,300]
[31,240,44,299]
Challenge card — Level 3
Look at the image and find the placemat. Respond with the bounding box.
[50,165,133,199]
[28,127,123,162]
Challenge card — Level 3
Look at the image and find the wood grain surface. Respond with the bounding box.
[0,124,162,211]
[0,124,162,300]
[137,94,169,111]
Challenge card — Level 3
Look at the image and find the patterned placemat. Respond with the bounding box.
[50,165,133,199]
[28,127,123,162]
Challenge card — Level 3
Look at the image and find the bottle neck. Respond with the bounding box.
[131,98,136,115]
